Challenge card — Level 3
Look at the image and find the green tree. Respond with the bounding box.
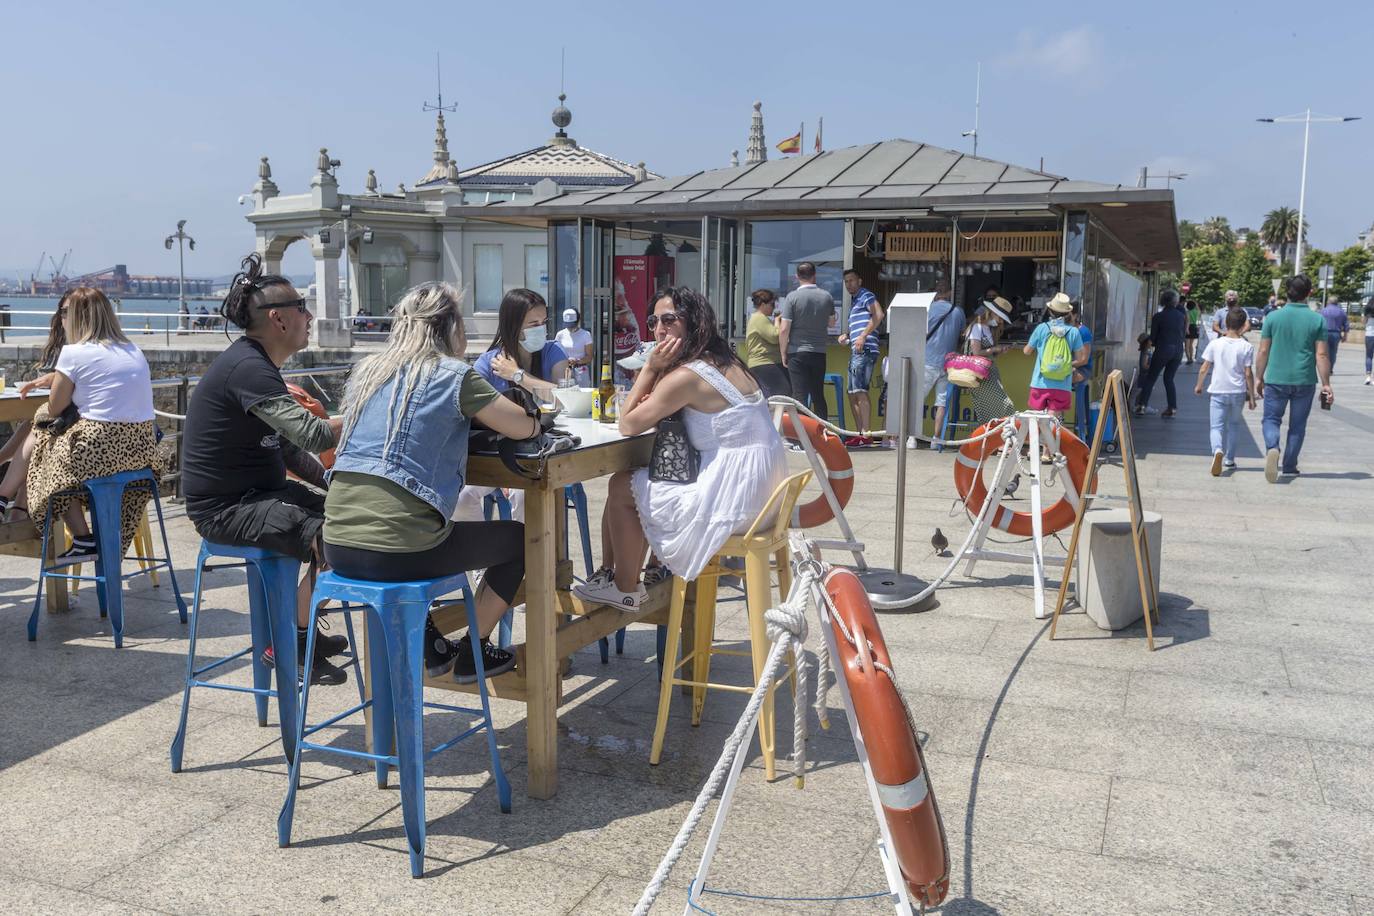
[1259,206,1306,267]
[1199,216,1236,246]
[1226,243,1276,307]
[1177,219,1203,249]
[1301,248,1333,282]
[1183,245,1227,308]
[1331,245,1374,302]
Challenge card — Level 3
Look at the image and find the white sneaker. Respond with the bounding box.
[573,578,646,610]
[1210,450,1223,477]
[906,436,919,449]
[1264,448,1280,484]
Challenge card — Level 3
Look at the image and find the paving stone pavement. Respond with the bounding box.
[1,353,1371,914]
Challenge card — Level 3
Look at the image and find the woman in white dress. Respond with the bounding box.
[574,287,787,609]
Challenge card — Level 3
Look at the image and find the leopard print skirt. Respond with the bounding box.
[26,406,161,552]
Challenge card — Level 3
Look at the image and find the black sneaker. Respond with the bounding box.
[309,615,350,659]
[53,537,98,568]
[424,618,460,678]
[261,644,348,687]
[452,634,516,684]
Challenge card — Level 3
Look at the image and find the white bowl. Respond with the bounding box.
[555,386,596,418]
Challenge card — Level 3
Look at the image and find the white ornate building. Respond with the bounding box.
[244,96,654,345]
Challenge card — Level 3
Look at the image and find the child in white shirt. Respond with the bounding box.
[1193,306,1256,476]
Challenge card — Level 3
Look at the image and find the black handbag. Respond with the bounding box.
[648,411,699,483]
[469,386,579,480]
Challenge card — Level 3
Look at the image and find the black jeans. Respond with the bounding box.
[324,520,526,606]
[787,352,828,420]
[1137,346,1183,410]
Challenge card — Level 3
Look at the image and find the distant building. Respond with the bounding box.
[244,94,655,345]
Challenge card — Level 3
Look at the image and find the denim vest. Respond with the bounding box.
[329,357,474,520]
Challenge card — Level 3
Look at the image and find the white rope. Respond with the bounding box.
[768,395,1010,448]
[633,565,821,916]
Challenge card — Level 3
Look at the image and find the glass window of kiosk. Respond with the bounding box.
[743,219,845,327]
[851,218,952,314]
[609,220,704,351]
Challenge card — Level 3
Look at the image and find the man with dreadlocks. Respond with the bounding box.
[180,253,350,686]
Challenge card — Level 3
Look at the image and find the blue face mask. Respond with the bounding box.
[520,325,548,353]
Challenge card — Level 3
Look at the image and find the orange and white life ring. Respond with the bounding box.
[824,567,949,908]
[952,417,1092,537]
[779,413,853,528]
[286,383,335,469]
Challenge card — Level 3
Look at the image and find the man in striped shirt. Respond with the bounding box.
[838,269,884,447]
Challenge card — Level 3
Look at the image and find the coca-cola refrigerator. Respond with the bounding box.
[614,255,675,341]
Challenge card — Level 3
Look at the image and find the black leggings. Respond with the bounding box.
[324,520,525,606]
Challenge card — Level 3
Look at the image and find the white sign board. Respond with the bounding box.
[884,293,932,437]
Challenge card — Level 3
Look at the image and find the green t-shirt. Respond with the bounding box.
[1186,306,1200,325]
[744,311,782,368]
[323,371,500,553]
[1260,302,1325,386]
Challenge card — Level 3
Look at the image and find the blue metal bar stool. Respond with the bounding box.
[169,541,363,772]
[278,569,511,878]
[823,372,847,428]
[29,468,187,648]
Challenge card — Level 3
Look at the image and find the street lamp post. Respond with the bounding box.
[163,219,196,333]
[1257,110,1361,276]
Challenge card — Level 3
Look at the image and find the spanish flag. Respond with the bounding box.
[776,123,802,154]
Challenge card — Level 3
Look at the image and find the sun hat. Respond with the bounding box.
[982,298,1012,323]
[1046,292,1074,315]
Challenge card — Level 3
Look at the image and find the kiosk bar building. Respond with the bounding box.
[455,135,1182,430]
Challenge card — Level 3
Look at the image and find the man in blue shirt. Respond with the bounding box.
[923,281,965,443]
[1136,289,1189,417]
[1319,296,1349,368]
[839,269,884,446]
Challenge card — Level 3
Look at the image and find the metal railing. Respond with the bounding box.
[150,365,353,501]
[0,309,236,346]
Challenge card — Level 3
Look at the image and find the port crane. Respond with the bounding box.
[48,249,72,284]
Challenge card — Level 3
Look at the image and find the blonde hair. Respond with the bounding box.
[337,282,466,453]
[64,287,129,345]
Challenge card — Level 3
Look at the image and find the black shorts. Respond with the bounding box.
[1186,325,1199,339]
[188,481,325,564]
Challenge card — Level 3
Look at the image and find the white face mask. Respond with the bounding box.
[520,325,548,353]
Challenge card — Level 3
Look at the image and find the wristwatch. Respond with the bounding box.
[512,369,525,385]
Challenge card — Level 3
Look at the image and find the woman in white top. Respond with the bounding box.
[0,287,156,563]
[555,308,594,387]
[574,286,787,609]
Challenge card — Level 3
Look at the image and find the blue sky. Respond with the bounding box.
[2,0,1371,280]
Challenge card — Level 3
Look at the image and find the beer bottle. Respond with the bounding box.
[596,364,617,424]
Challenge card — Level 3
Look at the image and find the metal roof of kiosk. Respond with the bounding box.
[456,138,1182,271]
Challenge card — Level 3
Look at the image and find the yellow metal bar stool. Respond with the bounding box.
[649,470,813,781]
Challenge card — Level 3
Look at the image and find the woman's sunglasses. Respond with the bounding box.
[254,298,310,314]
[645,312,680,330]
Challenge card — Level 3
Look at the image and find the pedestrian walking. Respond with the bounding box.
[1023,293,1087,419]
[1194,307,1256,476]
[1184,298,1200,364]
[1135,289,1188,417]
[1254,274,1332,482]
[1319,296,1349,369]
[838,269,884,446]
[777,261,835,420]
[1363,296,1374,385]
[1211,290,1239,337]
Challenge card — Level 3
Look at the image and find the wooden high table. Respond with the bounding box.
[0,390,68,612]
[428,417,676,799]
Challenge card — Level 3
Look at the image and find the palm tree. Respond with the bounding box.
[1199,216,1235,246]
[1260,207,1306,267]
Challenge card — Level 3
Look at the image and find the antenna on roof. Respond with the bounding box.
[960,62,981,157]
[424,52,457,115]
[560,47,565,96]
